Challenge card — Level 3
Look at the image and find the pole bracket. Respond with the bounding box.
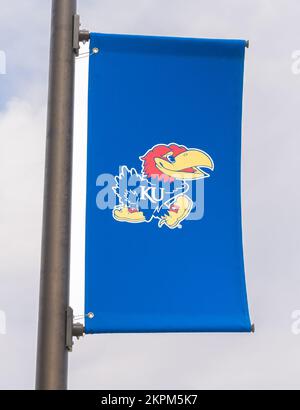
[73,14,90,56]
[66,307,85,352]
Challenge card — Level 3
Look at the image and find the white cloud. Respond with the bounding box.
[0,98,45,389]
[0,99,45,273]
[0,50,6,75]
[0,310,6,335]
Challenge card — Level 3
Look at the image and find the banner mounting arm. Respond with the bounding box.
[79,29,91,43]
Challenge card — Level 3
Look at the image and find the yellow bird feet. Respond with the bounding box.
[113,196,192,228]
[158,195,193,229]
[113,207,145,223]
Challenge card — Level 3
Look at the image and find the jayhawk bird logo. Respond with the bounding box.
[113,143,214,229]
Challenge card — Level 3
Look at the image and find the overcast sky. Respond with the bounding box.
[1,0,300,390]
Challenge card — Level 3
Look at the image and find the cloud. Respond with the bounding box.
[0,98,45,389]
[0,1,50,107]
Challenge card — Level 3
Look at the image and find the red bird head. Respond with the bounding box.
[140,143,214,182]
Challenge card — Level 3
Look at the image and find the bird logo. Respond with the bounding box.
[112,143,214,229]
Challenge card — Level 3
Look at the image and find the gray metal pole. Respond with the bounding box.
[36,0,77,390]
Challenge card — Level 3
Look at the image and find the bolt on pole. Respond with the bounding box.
[36,0,77,390]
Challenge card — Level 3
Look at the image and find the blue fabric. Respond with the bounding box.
[85,33,252,333]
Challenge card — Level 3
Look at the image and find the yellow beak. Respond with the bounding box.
[154,149,214,180]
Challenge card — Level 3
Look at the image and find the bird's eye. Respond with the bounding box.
[167,155,176,164]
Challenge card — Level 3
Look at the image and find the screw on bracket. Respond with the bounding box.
[73,322,85,339]
[79,29,90,43]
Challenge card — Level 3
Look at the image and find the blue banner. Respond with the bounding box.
[85,33,252,333]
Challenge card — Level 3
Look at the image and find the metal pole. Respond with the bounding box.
[36,0,77,390]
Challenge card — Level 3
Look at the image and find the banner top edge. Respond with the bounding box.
[90,32,248,48]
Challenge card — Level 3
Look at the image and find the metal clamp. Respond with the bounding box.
[73,14,90,56]
[66,307,85,352]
